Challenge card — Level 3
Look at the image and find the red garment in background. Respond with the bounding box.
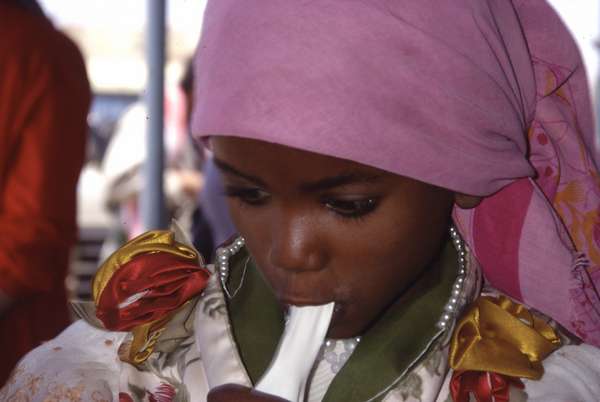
[0,1,90,384]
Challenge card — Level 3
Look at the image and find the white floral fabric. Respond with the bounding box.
[0,320,125,402]
[3,262,600,401]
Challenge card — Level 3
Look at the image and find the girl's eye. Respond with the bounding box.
[224,186,270,205]
[322,197,378,218]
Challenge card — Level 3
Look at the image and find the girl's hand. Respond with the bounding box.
[207,384,290,402]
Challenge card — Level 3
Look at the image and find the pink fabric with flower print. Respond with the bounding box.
[454,1,600,345]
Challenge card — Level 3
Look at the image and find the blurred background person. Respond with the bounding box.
[0,0,90,384]
[100,59,205,259]
[197,156,236,252]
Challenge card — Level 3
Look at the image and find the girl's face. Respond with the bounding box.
[212,137,454,338]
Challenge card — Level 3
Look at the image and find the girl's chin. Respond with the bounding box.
[326,325,363,339]
[280,301,362,339]
[326,304,365,339]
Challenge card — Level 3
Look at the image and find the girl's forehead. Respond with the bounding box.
[210,136,445,200]
[211,136,394,180]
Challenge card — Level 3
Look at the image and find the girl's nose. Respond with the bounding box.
[267,211,325,273]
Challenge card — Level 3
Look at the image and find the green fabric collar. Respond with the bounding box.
[225,240,457,401]
[226,249,284,381]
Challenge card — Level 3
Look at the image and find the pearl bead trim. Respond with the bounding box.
[215,237,246,299]
[436,226,467,331]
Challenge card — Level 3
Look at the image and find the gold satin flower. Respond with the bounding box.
[449,295,561,380]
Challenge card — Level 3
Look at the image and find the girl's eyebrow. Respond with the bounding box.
[214,157,382,192]
[299,173,382,193]
[213,157,266,187]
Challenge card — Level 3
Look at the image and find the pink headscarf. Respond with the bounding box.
[192,0,600,345]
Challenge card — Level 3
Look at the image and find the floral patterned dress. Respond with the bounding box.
[2,237,600,402]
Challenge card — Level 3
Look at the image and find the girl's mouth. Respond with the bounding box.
[280,298,334,307]
[282,300,346,325]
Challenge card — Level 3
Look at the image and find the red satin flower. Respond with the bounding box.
[119,393,134,402]
[96,251,210,331]
[450,370,524,402]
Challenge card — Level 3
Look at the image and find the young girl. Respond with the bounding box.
[3,1,600,401]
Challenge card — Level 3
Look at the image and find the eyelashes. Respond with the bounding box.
[223,185,380,220]
[223,186,270,206]
[320,197,379,219]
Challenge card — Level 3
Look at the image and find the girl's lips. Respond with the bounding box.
[277,289,338,307]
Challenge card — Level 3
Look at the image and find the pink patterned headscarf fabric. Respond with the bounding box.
[192,0,600,345]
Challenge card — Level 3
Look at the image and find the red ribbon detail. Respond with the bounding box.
[450,371,524,402]
[96,252,210,331]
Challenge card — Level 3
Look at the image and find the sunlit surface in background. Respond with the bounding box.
[546,0,599,94]
[39,0,207,92]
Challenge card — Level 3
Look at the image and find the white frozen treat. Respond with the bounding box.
[255,302,335,402]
